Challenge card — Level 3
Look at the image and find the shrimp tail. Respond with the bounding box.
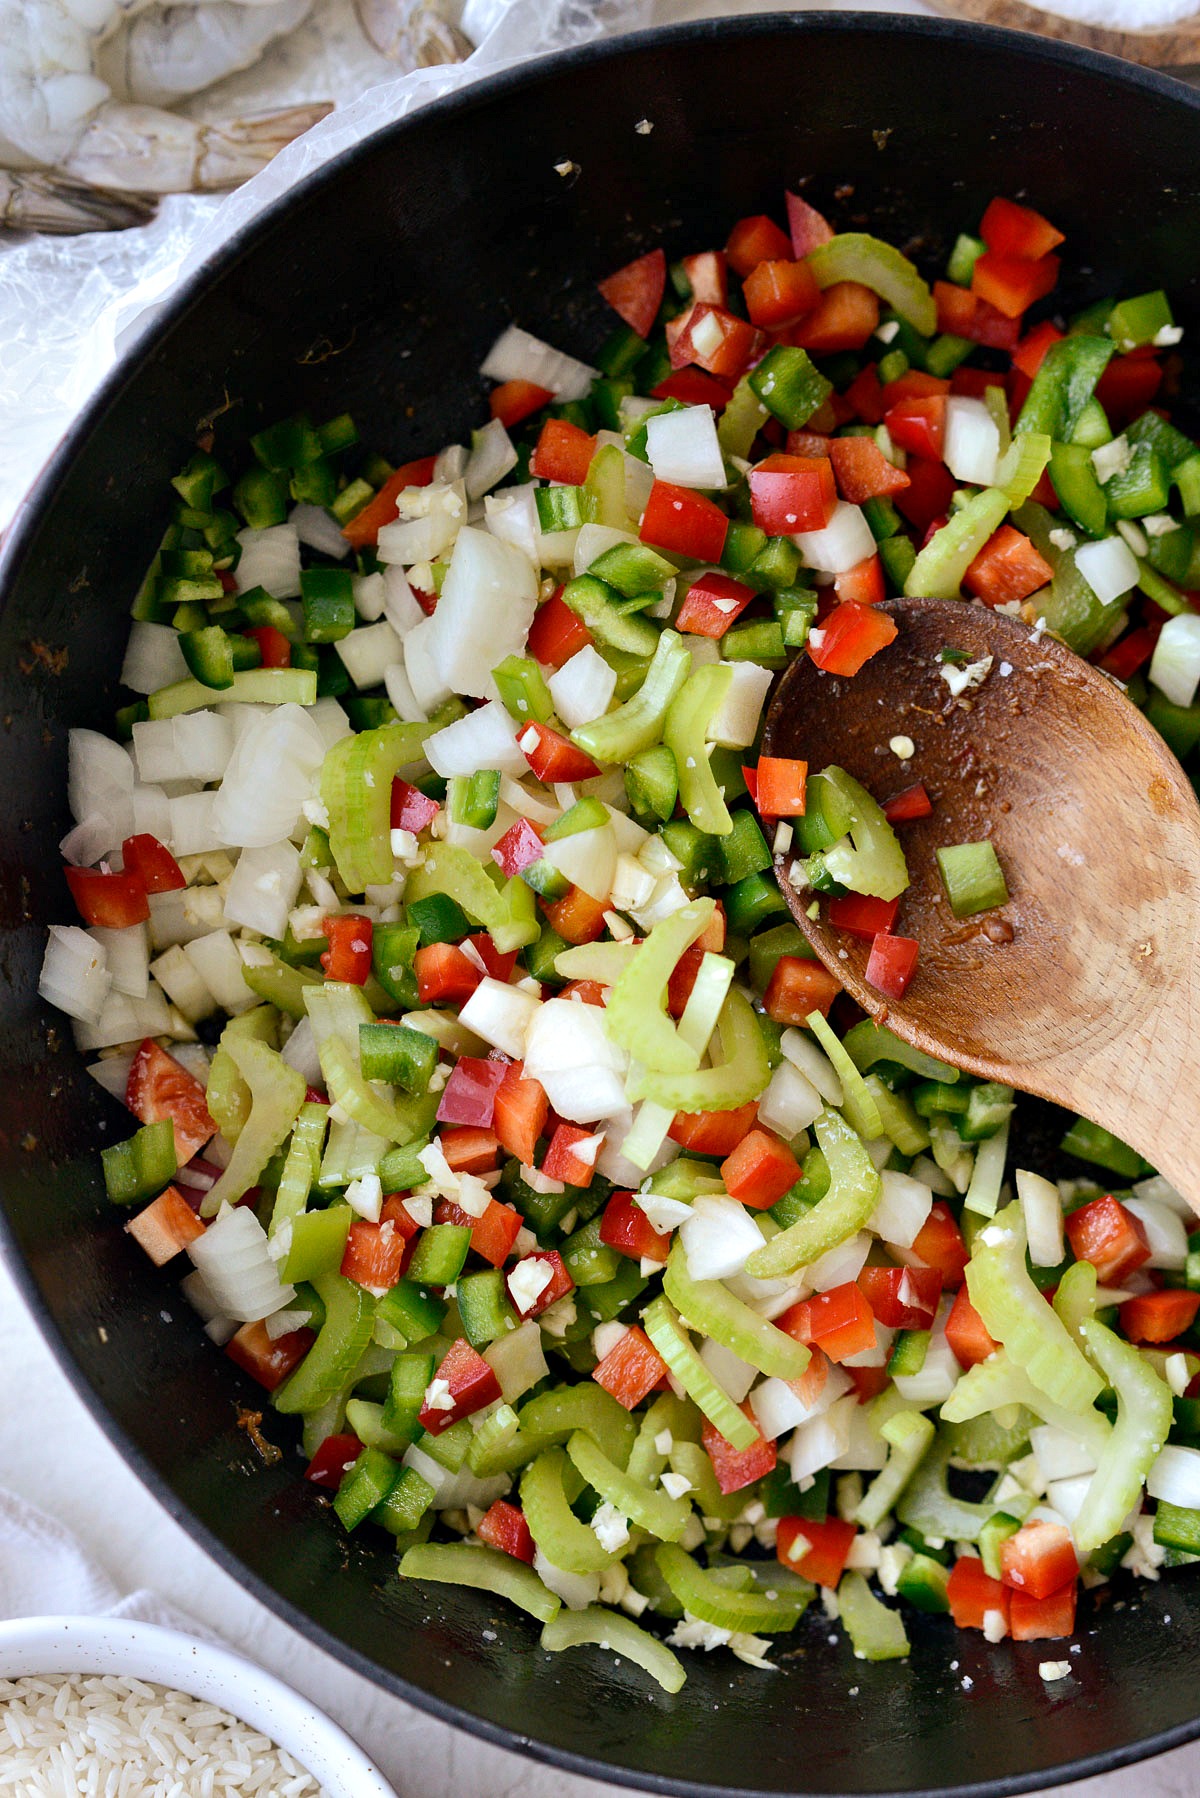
[63,100,333,194]
[354,0,473,66]
[0,170,158,234]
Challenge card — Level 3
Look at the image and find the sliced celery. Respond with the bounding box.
[965,1204,1103,1411]
[321,719,432,893]
[399,1543,561,1623]
[540,1607,686,1694]
[405,844,539,954]
[521,1448,620,1574]
[905,487,1011,601]
[855,1409,935,1532]
[605,898,715,1076]
[201,1034,306,1216]
[837,1571,910,1661]
[655,1544,811,1633]
[665,664,734,838]
[274,1271,374,1415]
[817,767,908,903]
[746,1107,879,1282]
[318,1034,436,1145]
[1072,1319,1172,1554]
[941,1348,1112,1464]
[147,667,316,720]
[566,1429,692,1542]
[805,1011,884,1140]
[571,629,691,765]
[807,234,936,335]
[517,1384,638,1470]
[269,1102,329,1235]
[626,987,770,1112]
[642,1296,758,1449]
[663,1241,811,1380]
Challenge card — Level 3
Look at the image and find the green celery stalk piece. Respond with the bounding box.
[745,1107,880,1280]
[201,1033,306,1216]
[837,1571,910,1661]
[905,487,1011,601]
[274,1271,375,1415]
[664,663,734,838]
[965,1206,1103,1411]
[1072,1318,1172,1554]
[855,1409,935,1532]
[269,1102,329,1235]
[571,628,691,765]
[817,766,908,902]
[404,843,539,955]
[540,1608,686,1694]
[806,234,936,335]
[521,1448,620,1574]
[625,986,770,1111]
[517,1384,638,1470]
[655,1543,812,1634]
[400,1542,560,1623]
[605,897,715,1075]
[642,1296,759,1448]
[662,1241,811,1380]
[319,1034,436,1144]
[941,1348,1112,1463]
[565,1429,692,1541]
[147,667,316,720]
[806,1011,885,1140]
[320,719,432,894]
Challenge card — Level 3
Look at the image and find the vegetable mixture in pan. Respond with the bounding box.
[41,189,1200,1690]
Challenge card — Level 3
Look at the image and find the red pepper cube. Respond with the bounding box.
[883,783,933,825]
[844,364,887,426]
[947,1554,1010,1633]
[827,892,901,942]
[436,1056,509,1129]
[721,1127,802,1210]
[321,914,373,985]
[669,1101,759,1157]
[666,902,727,1019]
[753,756,808,819]
[492,817,546,879]
[418,1337,502,1435]
[492,1061,549,1166]
[743,258,821,330]
[675,571,756,639]
[971,250,1060,320]
[341,1198,416,1295]
[1096,355,1163,427]
[598,247,667,338]
[477,1498,537,1565]
[599,1189,672,1264]
[945,1287,999,1369]
[639,480,729,563]
[490,379,554,430]
[516,720,601,784]
[341,456,437,551]
[701,1408,776,1495]
[964,525,1054,609]
[808,601,898,678]
[1013,319,1065,380]
[435,1194,522,1268]
[226,1318,315,1393]
[763,955,841,1026]
[1064,1194,1151,1285]
[651,367,732,410]
[748,453,837,536]
[865,931,920,1001]
[413,941,482,1006]
[1120,1288,1200,1344]
[120,833,186,894]
[527,587,594,669]
[776,1514,857,1588]
[244,623,291,669]
[592,1325,669,1410]
[885,395,947,462]
[64,867,149,930]
[778,1282,877,1363]
[507,1249,574,1320]
[529,416,596,484]
[856,1266,942,1330]
[668,303,761,381]
[391,777,440,834]
[1009,1580,1077,1641]
[439,1126,502,1175]
[725,213,793,277]
[980,196,1065,261]
[791,282,879,353]
[124,1185,206,1268]
[999,1521,1078,1600]
[304,1432,362,1491]
[541,885,608,945]
[126,1038,215,1164]
[785,191,835,258]
[679,250,729,307]
[829,437,911,506]
[833,554,886,609]
[911,1200,969,1288]
[541,1122,604,1188]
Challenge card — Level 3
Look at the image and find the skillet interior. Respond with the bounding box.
[2,16,1200,1795]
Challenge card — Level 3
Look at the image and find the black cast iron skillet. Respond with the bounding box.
[2,15,1199,1795]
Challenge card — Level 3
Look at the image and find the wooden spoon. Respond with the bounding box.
[925,1,1200,70]
[762,596,1200,1205]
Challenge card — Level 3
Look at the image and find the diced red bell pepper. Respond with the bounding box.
[490,379,554,430]
[848,1366,890,1403]
[120,833,186,894]
[945,1287,998,1368]
[126,1038,214,1163]
[341,1198,416,1294]
[834,553,886,609]
[227,1319,315,1392]
[64,867,149,929]
[341,456,437,549]
[124,1184,206,1267]
[666,901,726,1018]
[778,1282,877,1363]
[786,191,834,258]
[244,623,291,669]
[668,303,762,381]
[792,282,879,353]
[676,571,756,638]
[507,1249,573,1320]
[599,1189,672,1263]
[776,1514,856,1588]
[911,1200,969,1288]
[721,1127,802,1210]
[529,417,595,484]
[592,1324,669,1410]
[542,1122,604,1188]
[492,817,546,879]
[748,452,837,536]
[418,1337,502,1434]
[885,395,947,462]
[844,363,887,426]
[304,1432,362,1491]
[1064,1194,1151,1285]
[1097,354,1165,428]
[639,479,729,563]
[754,756,808,819]
[668,1101,759,1157]
[1013,319,1065,380]
[932,280,1021,352]
[391,777,440,834]
[651,367,732,410]
[680,250,729,307]
[439,1125,502,1175]
[436,1194,523,1268]
[725,213,793,276]
[763,954,841,1025]
[972,250,1059,319]
[541,885,608,945]
[883,782,933,824]
[964,525,1053,608]
[492,1060,548,1166]
[1120,1287,1200,1343]
[437,1055,508,1128]
[809,601,898,677]
[999,1520,1078,1599]
[413,941,483,1006]
[980,196,1064,261]
[827,892,900,941]
[527,587,594,669]
[321,914,372,984]
[857,1265,942,1330]
[1099,623,1160,683]
[829,437,911,505]
[702,1408,776,1495]
[1009,1580,1077,1641]
[465,933,518,983]
[598,247,667,337]
[866,931,919,1000]
[1030,467,1060,509]
[476,1498,536,1564]
[786,428,833,459]
[947,1555,1010,1633]
[744,258,821,330]
[517,720,601,784]
[952,367,1007,400]
[559,978,608,1006]
[894,457,956,534]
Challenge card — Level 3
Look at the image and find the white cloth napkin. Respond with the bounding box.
[0,1486,215,1638]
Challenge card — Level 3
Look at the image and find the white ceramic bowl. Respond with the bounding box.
[0,1614,396,1797]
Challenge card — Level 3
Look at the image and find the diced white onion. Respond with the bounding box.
[281,1015,322,1084]
[235,523,301,599]
[792,502,875,575]
[383,661,427,723]
[697,1336,757,1406]
[39,925,111,1025]
[779,1027,843,1104]
[542,824,617,905]
[87,1051,135,1100]
[870,1171,934,1251]
[290,503,350,561]
[458,976,541,1059]
[484,485,541,565]
[523,997,629,1122]
[680,1194,765,1282]
[72,983,172,1051]
[830,1399,890,1472]
[706,662,773,749]
[422,526,539,702]
[424,698,529,778]
[480,324,597,403]
[376,484,465,566]
[150,944,216,1023]
[380,565,426,639]
[334,619,404,689]
[1148,1444,1200,1508]
[1124,1196,1189,1270]
[88,922,149,1000]
[1016,1169,1064,1268]
[1029,1424,1096,1485]
[1149,611,1200,707]
[187,1205,296,1323]
[223,840,303,941]
[168,792,222,857]
[119,622,189,696]
[1075,535,1140,607]
[757,1061,823,1139]
[466,418,518,500]
[182,932,255,1016]
[790,1394,857,1482]
[572,523,637,578]
[68,729,135,853]
[645,405,727,490]
[211,703,326,849]
[894,1299,960,1405]
[943,397,1001,487]
[802,1230,872,1296]
[173,711,235,782]
[484,1317,549,1403]
[61,814,116,867]
[549,646,617,730]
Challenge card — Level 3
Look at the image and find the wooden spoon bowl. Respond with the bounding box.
[926,1,1200,69]
[763,596,1200,1201]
